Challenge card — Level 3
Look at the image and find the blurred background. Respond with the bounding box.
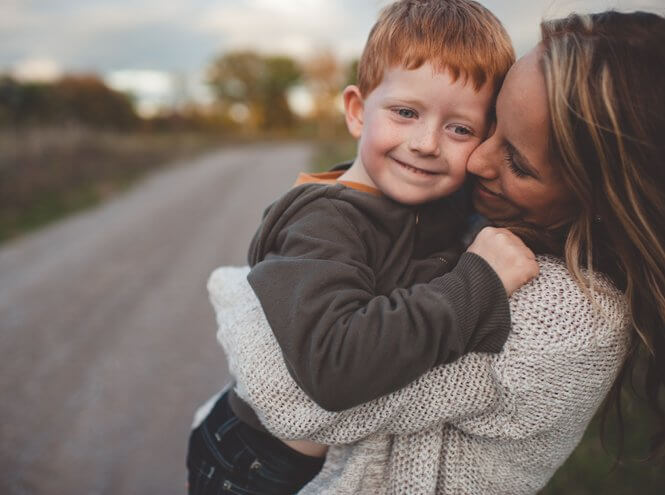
[1,1,664,493]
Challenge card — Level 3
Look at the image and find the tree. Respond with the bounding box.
[303,51,344,120]
[0,75,139,130]
[207,51,301,131]
[262,56,302,129]
[54,75,139,130]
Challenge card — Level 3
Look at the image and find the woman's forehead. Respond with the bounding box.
[500,49,549,128]
[498,48,553,172]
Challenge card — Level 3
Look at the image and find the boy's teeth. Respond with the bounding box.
[402,162,432,174]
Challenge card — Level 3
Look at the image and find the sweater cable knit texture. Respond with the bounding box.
[206,255,630,494]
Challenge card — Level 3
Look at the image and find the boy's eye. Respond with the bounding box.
[393,107,417,119]
[451,125,473,136]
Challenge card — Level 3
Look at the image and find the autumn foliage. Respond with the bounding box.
[0,75,140,130]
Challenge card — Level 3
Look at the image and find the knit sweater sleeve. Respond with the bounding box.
[209,256,629,445]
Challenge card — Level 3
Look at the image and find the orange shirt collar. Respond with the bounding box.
[294,171,382,196]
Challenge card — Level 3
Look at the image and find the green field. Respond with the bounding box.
[0,128,226,242]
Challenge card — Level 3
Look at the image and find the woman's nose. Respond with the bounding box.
[467,135,499,178]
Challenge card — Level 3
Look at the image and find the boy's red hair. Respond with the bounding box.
[358,0,515,95]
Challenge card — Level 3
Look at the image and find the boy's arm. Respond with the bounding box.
[211,258,627,445]
[212,266,499,443]
[248,197,511,411]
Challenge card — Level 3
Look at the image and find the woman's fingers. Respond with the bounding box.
[467,227,539,296]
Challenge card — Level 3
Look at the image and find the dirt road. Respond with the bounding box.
[0,143,312,494]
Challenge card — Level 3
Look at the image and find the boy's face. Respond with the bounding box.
[345,63,494,205]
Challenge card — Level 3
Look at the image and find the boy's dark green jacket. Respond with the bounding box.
[229,172,509,430]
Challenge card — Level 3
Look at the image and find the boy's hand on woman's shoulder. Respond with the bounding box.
[467,227,539,296]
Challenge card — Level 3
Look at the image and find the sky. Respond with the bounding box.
[3,0,663,113]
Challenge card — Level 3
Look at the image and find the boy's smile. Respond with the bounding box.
[341,62,494,205]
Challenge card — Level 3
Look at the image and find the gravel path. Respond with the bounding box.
[0,143,311,495]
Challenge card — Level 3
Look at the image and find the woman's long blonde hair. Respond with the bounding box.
[540,11,665,458]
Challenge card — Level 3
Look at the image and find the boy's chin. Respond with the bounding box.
[384,191,442,205]
[385,184,462,205]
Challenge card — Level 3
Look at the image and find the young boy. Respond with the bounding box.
[187,1,531,493]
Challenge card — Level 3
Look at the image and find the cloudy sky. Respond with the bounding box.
[3,0,662,110]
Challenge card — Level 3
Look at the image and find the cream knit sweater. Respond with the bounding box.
[206,256,630,494]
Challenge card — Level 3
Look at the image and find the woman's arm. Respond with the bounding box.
[211,257,629,444]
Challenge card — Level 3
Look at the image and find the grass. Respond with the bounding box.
[0,127,225,242]
[541,370,664,493]
[309,135,357,172]
[0,124,357,243]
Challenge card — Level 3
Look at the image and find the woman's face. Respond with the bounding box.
[467,47,576,227]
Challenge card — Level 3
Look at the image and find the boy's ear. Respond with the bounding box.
[343,85,364,139]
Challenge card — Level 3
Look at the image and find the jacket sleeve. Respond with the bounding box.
[247,197,510,411]
[209,257,629,445]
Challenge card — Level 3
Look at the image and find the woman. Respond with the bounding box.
[205,10,665,494]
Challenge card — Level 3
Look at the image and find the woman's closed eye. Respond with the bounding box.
[504,145,530,178]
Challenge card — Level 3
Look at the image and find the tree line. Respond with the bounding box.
[0,51,356,133]
[0,75,140,130]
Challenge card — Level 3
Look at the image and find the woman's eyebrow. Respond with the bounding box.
[507,142,541,179]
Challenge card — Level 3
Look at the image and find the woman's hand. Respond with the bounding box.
[467,227,539,296]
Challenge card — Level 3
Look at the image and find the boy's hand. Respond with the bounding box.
[467,227,539,296]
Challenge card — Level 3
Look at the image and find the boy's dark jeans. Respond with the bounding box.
[186,391,325,495]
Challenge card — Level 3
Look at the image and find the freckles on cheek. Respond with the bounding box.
[366,120,387,140]
[380,125,400,140]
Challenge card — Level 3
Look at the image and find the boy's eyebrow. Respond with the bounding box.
[383,96,426,107]
[506,141,541,179]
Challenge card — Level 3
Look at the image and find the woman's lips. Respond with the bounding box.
[474,181,504,200]
[472,180,525,221]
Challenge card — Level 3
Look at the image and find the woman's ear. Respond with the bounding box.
[343,85,364,139]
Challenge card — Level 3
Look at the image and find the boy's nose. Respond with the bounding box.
[408,124,440,156]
